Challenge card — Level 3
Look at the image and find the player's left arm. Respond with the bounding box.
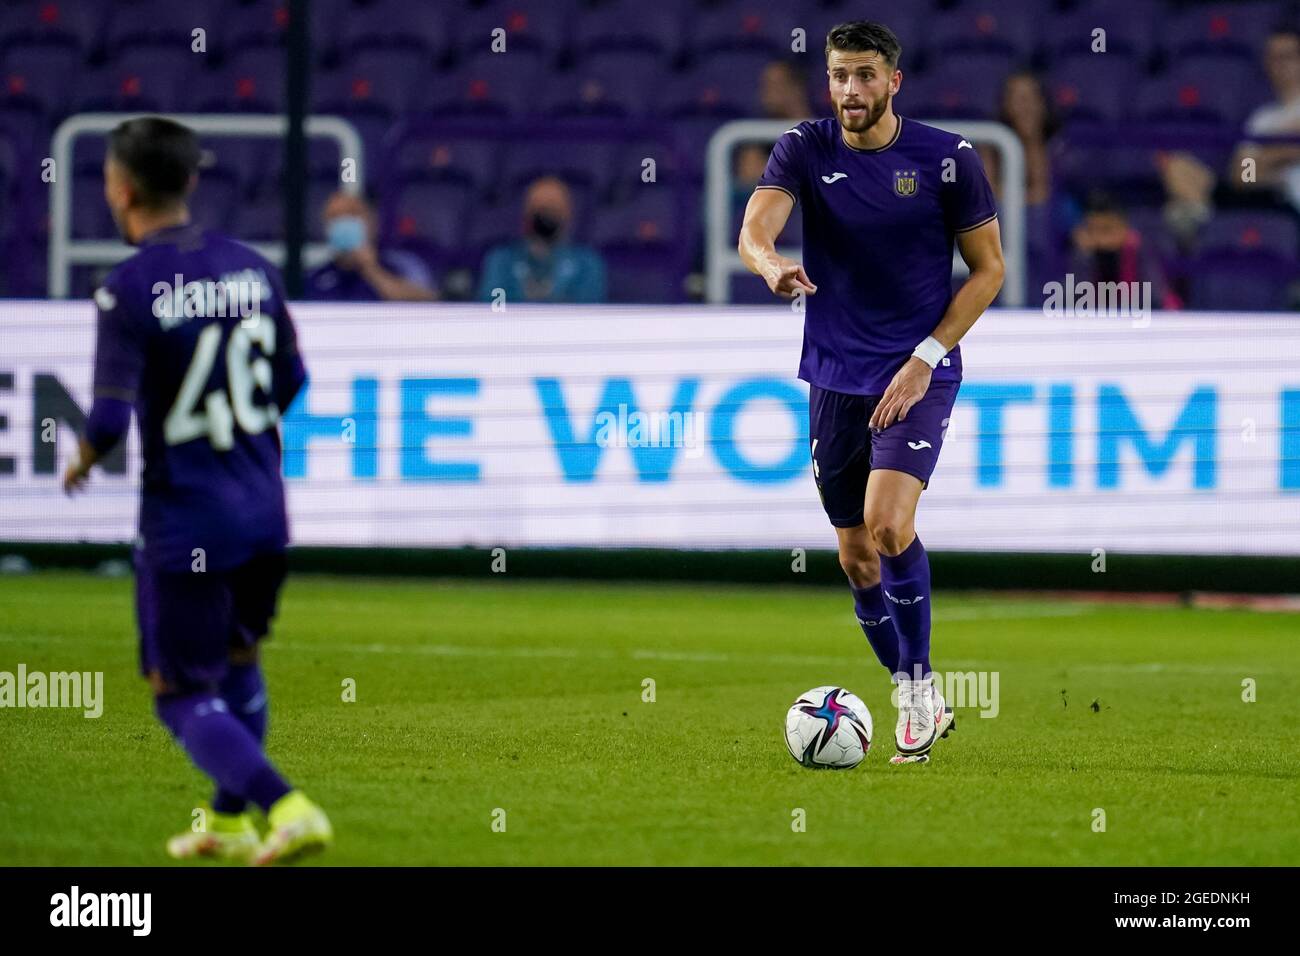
[870,221,1004,431]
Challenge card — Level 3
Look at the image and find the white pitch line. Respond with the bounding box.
[0,632,1278,675]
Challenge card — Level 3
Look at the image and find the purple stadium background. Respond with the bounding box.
[1,0,1297,307]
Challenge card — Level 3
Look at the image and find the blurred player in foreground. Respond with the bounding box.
[738,21,1005,763]
[63,117,332,862]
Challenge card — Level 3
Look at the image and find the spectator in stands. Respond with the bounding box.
[305,191,436,301]
[477,177,607,304]
[1234,25,1300,211]
[1071,192,1180,309]
[733,142,769,202]
[998,71,1057,207]
[1157,151,1216,254]
[759,60,811,120]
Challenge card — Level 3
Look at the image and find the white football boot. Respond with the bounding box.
[890,676,952,764]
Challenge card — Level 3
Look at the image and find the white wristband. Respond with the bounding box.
[912,336,947,369]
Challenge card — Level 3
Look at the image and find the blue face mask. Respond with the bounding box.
[327,216,367,253]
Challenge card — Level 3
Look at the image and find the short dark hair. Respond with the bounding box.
[1085,190,1124,218]
[107,117,200,208]
[825,20,902,68]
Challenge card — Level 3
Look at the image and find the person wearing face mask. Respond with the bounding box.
[305,192,436,302]
[476,176,607,304]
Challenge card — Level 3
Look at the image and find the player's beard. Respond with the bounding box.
[836,92,890,134]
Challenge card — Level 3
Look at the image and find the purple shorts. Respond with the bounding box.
[135,550,288,692]
[808,380,959,528]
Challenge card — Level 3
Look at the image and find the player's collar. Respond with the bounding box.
[840,115,903,154]
[139,222,199,246]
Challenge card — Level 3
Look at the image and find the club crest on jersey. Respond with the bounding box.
[893,169,918,197]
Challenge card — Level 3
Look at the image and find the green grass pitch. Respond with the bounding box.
[1,571,1296,866]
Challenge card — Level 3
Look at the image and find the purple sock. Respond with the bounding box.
[156,693,291,815]
[212,663,270,815]
[850,583,900,675]
[879,536,932,680]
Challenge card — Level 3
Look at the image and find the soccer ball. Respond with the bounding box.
[784,686,873,769]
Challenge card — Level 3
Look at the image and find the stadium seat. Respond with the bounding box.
[1187,253,1297,311]
[230,194,285,242]
[1122,206,1180,264]
[389,134,501,194]
[188,169,241,234]
[0,0,105,56]
[548,49,670,118]
[1056,143,1165,207]
[426,49,548,116]
[3,233,46,296]
[501,140,621,204]
[451,0,574,60]
[688,2,807,60]
[237,176,336,242]
[199,47,287,113]
[225,0,353,61]
[225,0,293,52]
[1164,1,1283,61]
[571,0,687,58]
[928,1,1040,61]
[1199,211,1299,260]
[102,0,212,56]
[1047,52,1141,124]
[592,189,682,248]
[662,50,772,117]
[1,45,81,118]
[0,103,46,157]
[603,246,687,303]
[69,133,107,176]
[1047,0,1159,60]
[1136,58,1270,126]
[382,178,472,252]
[207,138,277,199]
[903,54,1012,120]
[659,115,728,183]
[317,48,432,118]
[337,0,451,61]
[70,171,116,239]
[463,195,522,260]
[76,47,201,113]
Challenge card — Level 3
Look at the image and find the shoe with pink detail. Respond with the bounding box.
[890,678,955,764]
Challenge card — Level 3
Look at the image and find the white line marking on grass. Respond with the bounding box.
[933,604,1096,621]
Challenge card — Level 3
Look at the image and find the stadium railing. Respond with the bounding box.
[704,119,1027,306]
[47,113,365,298]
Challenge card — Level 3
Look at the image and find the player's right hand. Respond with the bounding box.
[62,458,90,496]
[763,258,817,299]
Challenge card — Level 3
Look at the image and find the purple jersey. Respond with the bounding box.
[92,224,307,573]
[756,116,997,395]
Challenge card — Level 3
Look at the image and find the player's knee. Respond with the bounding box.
[866,511,911,556]
[838,548,880,588]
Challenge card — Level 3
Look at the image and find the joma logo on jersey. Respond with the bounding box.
[893,169,919,197]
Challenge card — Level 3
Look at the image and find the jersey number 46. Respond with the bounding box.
[164,319,279,450]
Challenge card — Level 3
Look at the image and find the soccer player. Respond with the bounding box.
[62,117,332,861]
[738,22,1005,763]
